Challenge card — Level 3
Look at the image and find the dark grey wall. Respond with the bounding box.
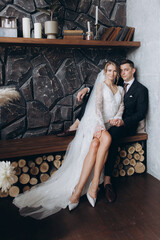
[0,0,126,140]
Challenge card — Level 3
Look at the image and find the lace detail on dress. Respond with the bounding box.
[95,82,106,133]
[113,87,124,119]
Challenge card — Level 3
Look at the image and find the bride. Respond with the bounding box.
[13,60,124,219]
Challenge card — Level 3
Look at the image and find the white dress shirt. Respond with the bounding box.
[124,78,135,92]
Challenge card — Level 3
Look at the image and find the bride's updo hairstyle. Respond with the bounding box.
[104,60,120,84]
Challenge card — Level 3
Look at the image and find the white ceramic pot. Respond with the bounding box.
[44,21,58,39]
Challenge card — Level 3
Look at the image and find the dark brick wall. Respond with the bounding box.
[0,0,126,139]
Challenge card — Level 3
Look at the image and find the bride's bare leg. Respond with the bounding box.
[70,138,100,203]
[88,131,112,199]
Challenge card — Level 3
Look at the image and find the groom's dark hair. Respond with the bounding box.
[120,59,134,68]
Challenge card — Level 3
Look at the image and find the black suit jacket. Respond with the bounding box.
[122,80,148,134]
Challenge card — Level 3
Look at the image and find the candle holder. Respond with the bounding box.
[95,23,99,40]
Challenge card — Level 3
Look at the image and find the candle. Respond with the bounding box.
[34,23,42,38]
[22,17,30,38]
[95,6,98,25]
[87,21,91,33]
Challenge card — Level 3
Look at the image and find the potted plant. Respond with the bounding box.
[38,0,62,39]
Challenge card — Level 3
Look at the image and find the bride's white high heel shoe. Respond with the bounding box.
[68,201,79,211]
[68,186,79,211]
[87,182,97,207]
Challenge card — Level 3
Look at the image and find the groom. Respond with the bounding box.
[76,59,148,203]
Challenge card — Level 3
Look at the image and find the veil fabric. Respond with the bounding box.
[13,70,106,219]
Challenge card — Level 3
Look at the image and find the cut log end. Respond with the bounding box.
[19,173,30,184]
[119,150,127,158]
[55,155,61,160]
[18,159,26,168]
[127,167,135,176]
[130,159,136,167]
[40,173,50,182]
[30,166,39,175]
[128,146,135,154]
[22,166,29,173]
[29,177,38,185]
[35,157,43,165]
[135,142,143,152]
[123,158,130,166]
[23,185,30,193]
[47,155,54,162]
[120,169,126,177]
[53,159,61,169]
[0,190,9,198]
[40,162,49,173]
[9,186,20,197]
[135,162,145,173]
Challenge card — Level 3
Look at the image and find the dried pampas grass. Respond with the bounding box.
[0,161,16,192]
[0,87,20,106]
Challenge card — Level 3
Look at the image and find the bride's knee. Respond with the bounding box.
[90,138,100,152]
[100,131,112,147]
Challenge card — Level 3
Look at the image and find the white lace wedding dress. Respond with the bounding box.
[13,70,124,219]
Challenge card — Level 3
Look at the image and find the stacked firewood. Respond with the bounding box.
[0,152,65,198]
[0,141,146,198]
[112,141,146,177]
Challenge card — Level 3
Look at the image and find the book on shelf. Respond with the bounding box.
[63,30,83,36]
[100,26,135,42]
[107,27,121,41]
[63,35,84,40]
[100,27,115,41]
[124,27,135,41]
[114,28,123,41]
[118,26,130,41]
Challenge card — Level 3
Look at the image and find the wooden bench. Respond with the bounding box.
[0,133,148,160]
[0,133,148,197]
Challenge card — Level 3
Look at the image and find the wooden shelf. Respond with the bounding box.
[0,133,147,159]
[0,37,140,48]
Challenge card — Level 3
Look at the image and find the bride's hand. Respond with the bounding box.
[108,119,117,126]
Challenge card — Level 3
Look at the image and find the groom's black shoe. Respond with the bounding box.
[104,184,116,203]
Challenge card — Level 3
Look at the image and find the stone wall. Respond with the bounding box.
[0,0,126,140]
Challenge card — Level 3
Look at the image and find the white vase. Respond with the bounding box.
[44,21,58,39]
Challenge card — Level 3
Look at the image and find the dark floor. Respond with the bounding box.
[0,173,160,240]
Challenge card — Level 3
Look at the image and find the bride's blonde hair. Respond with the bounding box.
[104,60,120,85]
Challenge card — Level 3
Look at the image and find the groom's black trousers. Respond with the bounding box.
[104,126,134,177]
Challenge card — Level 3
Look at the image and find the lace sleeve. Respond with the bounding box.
[95,82,105,132]
[113,87,124,119]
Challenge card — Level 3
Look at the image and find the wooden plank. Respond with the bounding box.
[0,133,148,160]
[0,37,140,48]
[0,135,74,159]
[119,133,148,143]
